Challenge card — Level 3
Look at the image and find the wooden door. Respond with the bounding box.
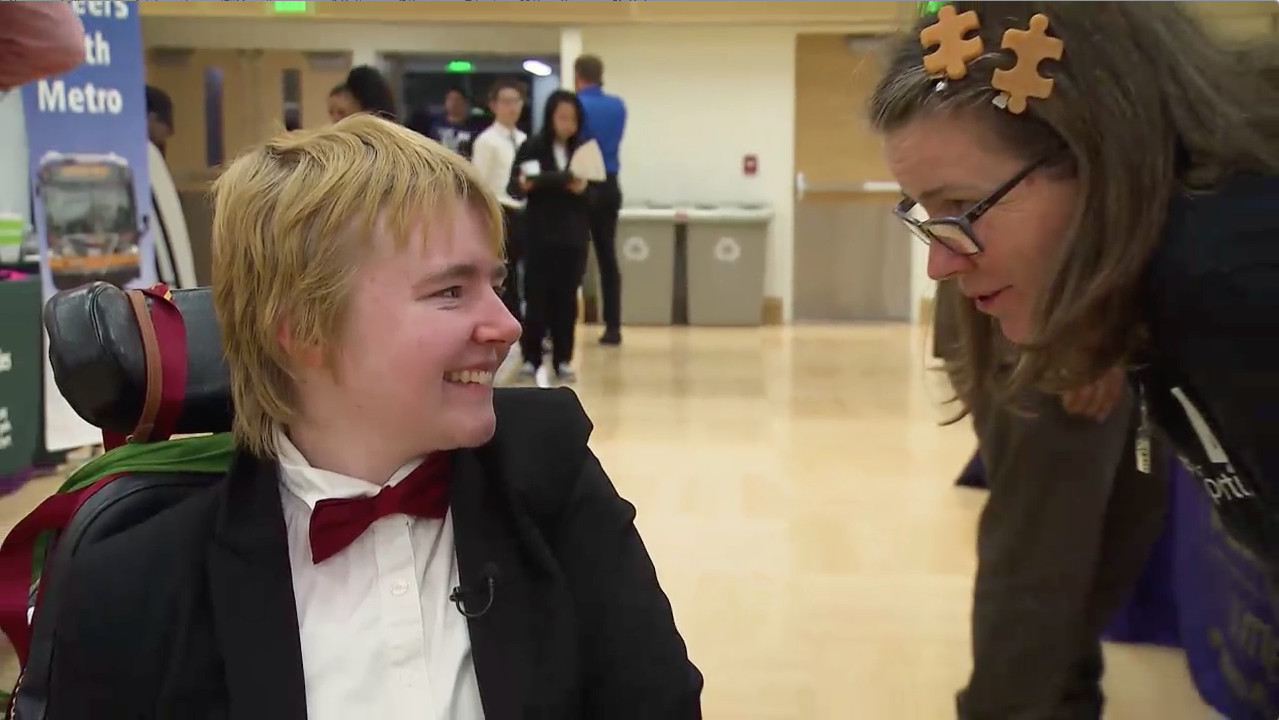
[255,50,352,132]
[791,34,913,322]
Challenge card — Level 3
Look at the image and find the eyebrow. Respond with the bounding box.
[914,182,992,203]
[413,261,508,292]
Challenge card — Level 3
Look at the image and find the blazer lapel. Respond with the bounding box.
[450,447,547,720]
[206,451,308,720]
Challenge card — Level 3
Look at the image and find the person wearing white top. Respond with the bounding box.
[471,78,529,324]
[37,114,703,719]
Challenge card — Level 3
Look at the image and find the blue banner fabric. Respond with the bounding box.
[19,1,155,301]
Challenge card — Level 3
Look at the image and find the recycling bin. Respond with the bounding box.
[616,207,679,326]
[684,206,773,326]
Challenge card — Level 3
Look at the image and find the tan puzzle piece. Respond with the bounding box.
[991,13,1064,114]
[919,5,983,80]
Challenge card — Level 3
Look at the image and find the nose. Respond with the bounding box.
[926,242,976,281]
[476,291,523,347]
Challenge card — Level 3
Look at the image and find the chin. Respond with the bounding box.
[997,315,1033,345]
[448,411,498,449]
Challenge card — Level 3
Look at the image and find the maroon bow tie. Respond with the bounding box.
[308,453,451,563]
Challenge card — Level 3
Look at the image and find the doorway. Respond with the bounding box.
[791,34,913,323]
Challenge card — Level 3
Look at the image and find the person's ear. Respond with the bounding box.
[278,320,324,369]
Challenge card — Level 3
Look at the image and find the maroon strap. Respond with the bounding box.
[0,473,123,666]
[102,284,187,451]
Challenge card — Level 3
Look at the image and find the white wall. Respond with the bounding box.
[529,73,561,134]
[579,26,796,313]
[0,91,30,223]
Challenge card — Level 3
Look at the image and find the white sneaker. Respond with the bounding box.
[534,364,552,389]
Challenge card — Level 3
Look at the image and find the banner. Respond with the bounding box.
[19,1,154,451]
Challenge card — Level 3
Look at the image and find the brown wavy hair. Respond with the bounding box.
[869,1,1279,415]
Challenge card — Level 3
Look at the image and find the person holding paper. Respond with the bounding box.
[509,91,592,389]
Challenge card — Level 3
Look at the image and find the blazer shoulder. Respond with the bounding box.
[488,388,594,513]
[493,386,593,452]
[47,482,221,681]
[58,481,220,614]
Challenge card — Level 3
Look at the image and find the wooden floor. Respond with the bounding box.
[567,324,1208,719]
[0,324,1209,717]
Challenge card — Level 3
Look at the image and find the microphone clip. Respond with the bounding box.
[449,565,498,619]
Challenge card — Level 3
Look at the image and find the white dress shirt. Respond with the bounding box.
[553,141,568,172]
[275,432,484,720]
[471,122,527,210]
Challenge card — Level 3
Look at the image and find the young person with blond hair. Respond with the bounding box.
[40,114,702,719]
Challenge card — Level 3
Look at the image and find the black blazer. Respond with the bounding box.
[44,388,702,719]
[508,134,591,250]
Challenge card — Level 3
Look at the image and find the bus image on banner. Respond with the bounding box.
[35,151,148,291]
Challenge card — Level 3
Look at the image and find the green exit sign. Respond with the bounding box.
[272,1,311,14]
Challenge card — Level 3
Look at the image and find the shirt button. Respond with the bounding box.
[391,580,409,596]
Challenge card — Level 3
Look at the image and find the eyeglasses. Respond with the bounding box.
[892,152,1057,257]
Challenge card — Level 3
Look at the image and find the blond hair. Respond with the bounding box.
[209,113,503,457]
[868,1,1279,416]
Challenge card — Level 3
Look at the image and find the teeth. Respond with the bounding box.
[446,370,493,385]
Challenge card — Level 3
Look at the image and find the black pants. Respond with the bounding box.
[957,380,1168,720]
[587,177,622,331]
[520,243,586,369]
[500,207,525,322]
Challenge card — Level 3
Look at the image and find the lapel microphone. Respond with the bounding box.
[449,562,500,619]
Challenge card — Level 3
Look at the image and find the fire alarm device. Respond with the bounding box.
[742,154,758,176]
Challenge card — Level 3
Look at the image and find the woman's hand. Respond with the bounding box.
[1060,366,1126,422]
[568,176,588,194]
[518,174,533,193]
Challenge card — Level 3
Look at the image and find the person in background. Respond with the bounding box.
[470,78,529,326]
[0,0,84,90]
[574,55,627,347]
[509,91,592,389]
[145,85,174,157]
[328,83,356,124]
[412,86,481,159]
[329,66,398,124]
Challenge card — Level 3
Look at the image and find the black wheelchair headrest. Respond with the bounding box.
[43,282,233,436]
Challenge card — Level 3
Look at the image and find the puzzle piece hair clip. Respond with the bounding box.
[919,5,1065,115]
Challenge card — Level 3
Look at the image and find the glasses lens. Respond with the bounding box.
[900,220,933,246]
[928,222,980,255]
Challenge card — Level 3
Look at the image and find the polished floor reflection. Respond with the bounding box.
[571,323,1208,719]
[0,324,1208,717]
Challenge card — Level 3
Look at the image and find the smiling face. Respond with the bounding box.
[883,110,1080,343]
[316,206,520,458]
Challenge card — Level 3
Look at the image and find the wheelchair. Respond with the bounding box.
[8,282,232,719]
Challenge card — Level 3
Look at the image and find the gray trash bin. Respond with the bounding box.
[685,206,772,326]
[616,208,678,326]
